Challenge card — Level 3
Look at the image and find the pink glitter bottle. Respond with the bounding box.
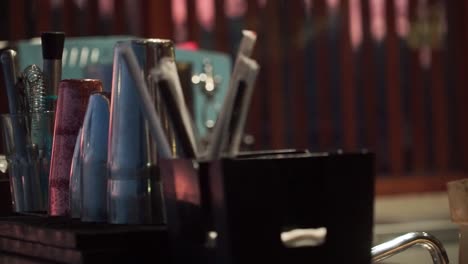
[48,79,102,216]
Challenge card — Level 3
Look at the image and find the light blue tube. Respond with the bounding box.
[81,93,110,222]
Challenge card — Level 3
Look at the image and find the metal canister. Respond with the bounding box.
[107,39,175,224]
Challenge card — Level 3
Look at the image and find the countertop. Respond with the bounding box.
[374,192,459,263]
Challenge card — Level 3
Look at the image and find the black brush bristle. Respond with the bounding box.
[41,32,65,60]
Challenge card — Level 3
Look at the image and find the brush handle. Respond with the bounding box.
[204,55,258,160]
[227,61,259,156]
[151,58,199,159]
[120,45,172,159]
[1,50,19,114]
[204,31,257,160]
[41,32,65,109]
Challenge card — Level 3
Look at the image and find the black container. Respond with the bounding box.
[160,150,375,264]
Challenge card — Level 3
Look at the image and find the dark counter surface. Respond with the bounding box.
[0,215,169,264]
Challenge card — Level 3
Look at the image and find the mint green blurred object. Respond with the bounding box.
[17,36,134,83]
[16,36,232,138]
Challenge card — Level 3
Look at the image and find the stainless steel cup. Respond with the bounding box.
[108,39,175,224]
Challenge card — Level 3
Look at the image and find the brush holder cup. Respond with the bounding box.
[159,150,375,264]
[0,112,54,213]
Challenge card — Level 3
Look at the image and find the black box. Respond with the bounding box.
[160,150,375,264]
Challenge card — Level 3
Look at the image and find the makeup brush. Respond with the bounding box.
[204,30,257,160]
[41,31,65,111]
[1,49,20,114]
[150,57,199,159]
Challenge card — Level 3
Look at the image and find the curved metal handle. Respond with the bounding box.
[371,232,449,264]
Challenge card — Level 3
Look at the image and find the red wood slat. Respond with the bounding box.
[214,0,229,53]
[376,173,467,196]
[10,0,26,40]
[245,0,260,32]
[408,0,426,172]
[63,0,74,36]
[340,0,357,151]
[445,0,460,170]
[143,0,173,39]
[0,1,10,40]
[288,1,308,149]
[408,57,426,171]
[458,1,467,172]
[456,1,468,172]
[315,0,333,151]
[113,0,126,35]
[245,0,263,149]
[128,0,142,36]
[86,0,98,36]
[443,0,457,171]
[360,0,378,152]
[37,0,51,33]
[385,0,404,173]
[142,0,152,37]
[430,48,449,171]
[186,0,200,43]
[264,0,285,149]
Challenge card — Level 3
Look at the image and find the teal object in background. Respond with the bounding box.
[16,36,231,138]
[175,49,231,137]
[17,36,134,90]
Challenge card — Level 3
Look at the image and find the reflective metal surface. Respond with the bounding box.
[41,31,65,102]
[108,39,174,224]
[371,232,449,264]
[43,60,62,99]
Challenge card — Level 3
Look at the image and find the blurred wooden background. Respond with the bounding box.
[0,0,466,195]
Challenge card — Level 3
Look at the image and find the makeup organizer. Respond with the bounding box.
[0,31,448,264]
